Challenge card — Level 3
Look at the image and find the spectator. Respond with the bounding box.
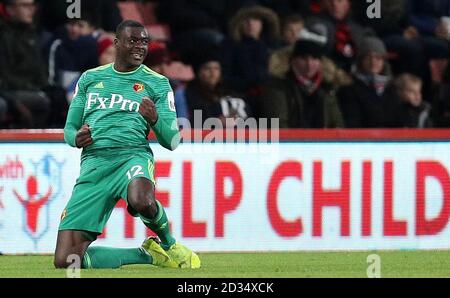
[260,33,344,128]
[46,9,108,126]
[353,1,408,38]
[354,0,449,81]
[65,33,115,101]
[352,0,420,75]
[97,34,115,66]
[143,40,188,119]
[408,1,450,71]
[144,41,171,75]
[42,13,98,127]
[0,96,8,127]
[309,0,375,72]
[431,61,450,127]
[280,14,305,47]
[157,0,225,59]
[220,5,280,116]
[338,37,400,128]
[46,13,99,88]
[157,0,287,38]
[268,14,305,78]
[37,0,122,33]
[176,51,250,128]
[269,21,352,88]
[394,73,433,128]
[0,0,50,128]
[407,0,450,40]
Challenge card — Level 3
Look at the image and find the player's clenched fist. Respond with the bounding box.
[139,97,158,125]
[75,124,93,148]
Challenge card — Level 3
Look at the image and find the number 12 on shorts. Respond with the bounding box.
[126,165,144,180]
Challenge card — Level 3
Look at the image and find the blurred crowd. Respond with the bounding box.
[1,0,450,129]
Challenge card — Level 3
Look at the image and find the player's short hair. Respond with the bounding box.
[116,20,145,38]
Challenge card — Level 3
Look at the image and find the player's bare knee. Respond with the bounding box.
[147,197,158,217]
[54,252,85,269]
[129,194,157,218]
[54,255,69,269]
[142,193,158,218]
[139,198,157,216]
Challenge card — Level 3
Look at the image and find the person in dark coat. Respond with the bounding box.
[220,5,280,117]
[0,96,8,127]
[431,61,450,127]
[176,51,250,128]
[307,0,375,72]
[260,31,344,129]
[45,14,99,90]
[354,0,449,79]
[394,73,433,128]
[338,37,401,128]
[0,0,50,128]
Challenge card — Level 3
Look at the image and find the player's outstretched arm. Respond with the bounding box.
[64,108,92,148]
[64,73,90,148]
[64,104,84,147]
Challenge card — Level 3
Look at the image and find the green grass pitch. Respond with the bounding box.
[1,251,450,278]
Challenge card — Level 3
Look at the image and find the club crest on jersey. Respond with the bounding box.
[60,209,67,221]
[133,83,145,93]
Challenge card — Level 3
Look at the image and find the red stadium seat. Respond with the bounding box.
[118,1,144,24]
[139,2,158,25]
[0,3,7,19]
[118,1,159,25]
[162,62,194,81]
[146,24,171,41]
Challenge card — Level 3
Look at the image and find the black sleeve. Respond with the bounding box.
[337,86,363,128]
[0,33,30,90]
[260,80,291,128]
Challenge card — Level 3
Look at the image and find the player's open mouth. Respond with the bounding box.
[131,53,144,60]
